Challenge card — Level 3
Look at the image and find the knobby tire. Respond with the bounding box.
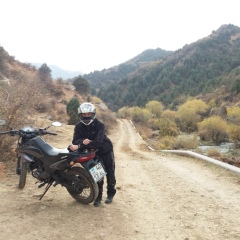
[66,167,99,204]
[18,158,28,189]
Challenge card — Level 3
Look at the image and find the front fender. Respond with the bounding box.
[18,153,34,162]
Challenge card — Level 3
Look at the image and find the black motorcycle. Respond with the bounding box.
[0,119,106,204]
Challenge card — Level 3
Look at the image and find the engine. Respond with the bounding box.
[30,159,47,181]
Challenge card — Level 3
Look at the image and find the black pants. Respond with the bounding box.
[97,150,116,199]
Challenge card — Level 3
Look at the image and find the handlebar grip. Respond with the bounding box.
[0,132,9,135]
[47,132,57,135]
[0,131,15,135]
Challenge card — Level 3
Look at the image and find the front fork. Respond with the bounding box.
[16,140,22,175]
[16,153,33,175]
[16,156,21,175]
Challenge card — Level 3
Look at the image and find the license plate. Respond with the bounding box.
[89,163,106,183]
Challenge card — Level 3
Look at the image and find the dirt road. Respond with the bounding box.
[1,119,240,240]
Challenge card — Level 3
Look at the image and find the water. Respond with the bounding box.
[197,142,235,154]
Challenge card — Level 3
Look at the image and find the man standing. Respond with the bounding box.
[69,102,116,207]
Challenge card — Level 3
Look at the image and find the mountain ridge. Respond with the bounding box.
[82,24,240,111]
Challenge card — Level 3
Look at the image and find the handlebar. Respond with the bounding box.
[0,129,57,137]
[0,130,18,136]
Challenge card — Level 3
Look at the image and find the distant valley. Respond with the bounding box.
[32,63,83,80]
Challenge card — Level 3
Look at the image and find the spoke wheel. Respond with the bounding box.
[66,167,98,204]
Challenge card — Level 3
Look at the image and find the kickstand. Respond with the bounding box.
[39,182,52,200]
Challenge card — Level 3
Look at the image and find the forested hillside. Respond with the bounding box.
[83,48,172,94]
[84,24,240,111]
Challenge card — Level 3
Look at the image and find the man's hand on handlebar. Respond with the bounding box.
[69,144,79,151]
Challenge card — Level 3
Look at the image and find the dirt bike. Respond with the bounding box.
[0,119,106,204]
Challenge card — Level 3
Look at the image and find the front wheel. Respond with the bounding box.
[17,157,28,189]
[66,167,98,204]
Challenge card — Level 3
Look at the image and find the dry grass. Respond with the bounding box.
[0,162,6,179]
[206,149,222,158]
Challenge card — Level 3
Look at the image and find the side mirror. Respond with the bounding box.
[0,120,7,126]
[52,122,62,127]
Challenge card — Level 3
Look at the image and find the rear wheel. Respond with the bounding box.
[66,167,98,204]
[17,157,28,189]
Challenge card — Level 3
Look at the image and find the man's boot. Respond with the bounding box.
[94,198,102,207]
[105,195,114,204]
[94,180,103,207]
[105,183,116,204]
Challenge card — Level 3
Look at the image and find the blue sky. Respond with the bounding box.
[1,0,240,73]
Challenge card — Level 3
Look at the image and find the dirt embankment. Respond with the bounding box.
[0,119,240,240]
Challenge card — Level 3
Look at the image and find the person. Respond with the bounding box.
[69,102,116,207]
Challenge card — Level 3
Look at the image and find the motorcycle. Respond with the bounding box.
[0,119,106,204]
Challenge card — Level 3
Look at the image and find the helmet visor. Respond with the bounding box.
[80,112,95,125]
[81,113,92,117]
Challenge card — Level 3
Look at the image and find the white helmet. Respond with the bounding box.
[78,102,96,125]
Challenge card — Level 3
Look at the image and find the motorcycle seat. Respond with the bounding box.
[32,137,70,156]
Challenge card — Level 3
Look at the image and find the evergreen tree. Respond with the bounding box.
[73,76,90,95]
[39,63,52,79]
[66,98,80,125]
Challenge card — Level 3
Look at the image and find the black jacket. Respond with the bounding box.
[72,118,113,155]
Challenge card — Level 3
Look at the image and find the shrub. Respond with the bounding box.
[157,136,177,150]
[173,134,199,149]
[176,99,209,132]
[198,129,212,141]
[228,123,240,147]
[129,107,151,123]
[66,98,80,125]
[198,116,228,144]
[145,100,163,118]
[117,107,130,119]
[72,76,90,95]
[91,96,102,104]
[96,110,116,134]
[35,101,50,113]
[227,106,240,124]
[147,118,159,130]
[206,149,221,158]
[157,118,179,137]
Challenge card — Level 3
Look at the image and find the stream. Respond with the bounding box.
[197,142,235,154]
